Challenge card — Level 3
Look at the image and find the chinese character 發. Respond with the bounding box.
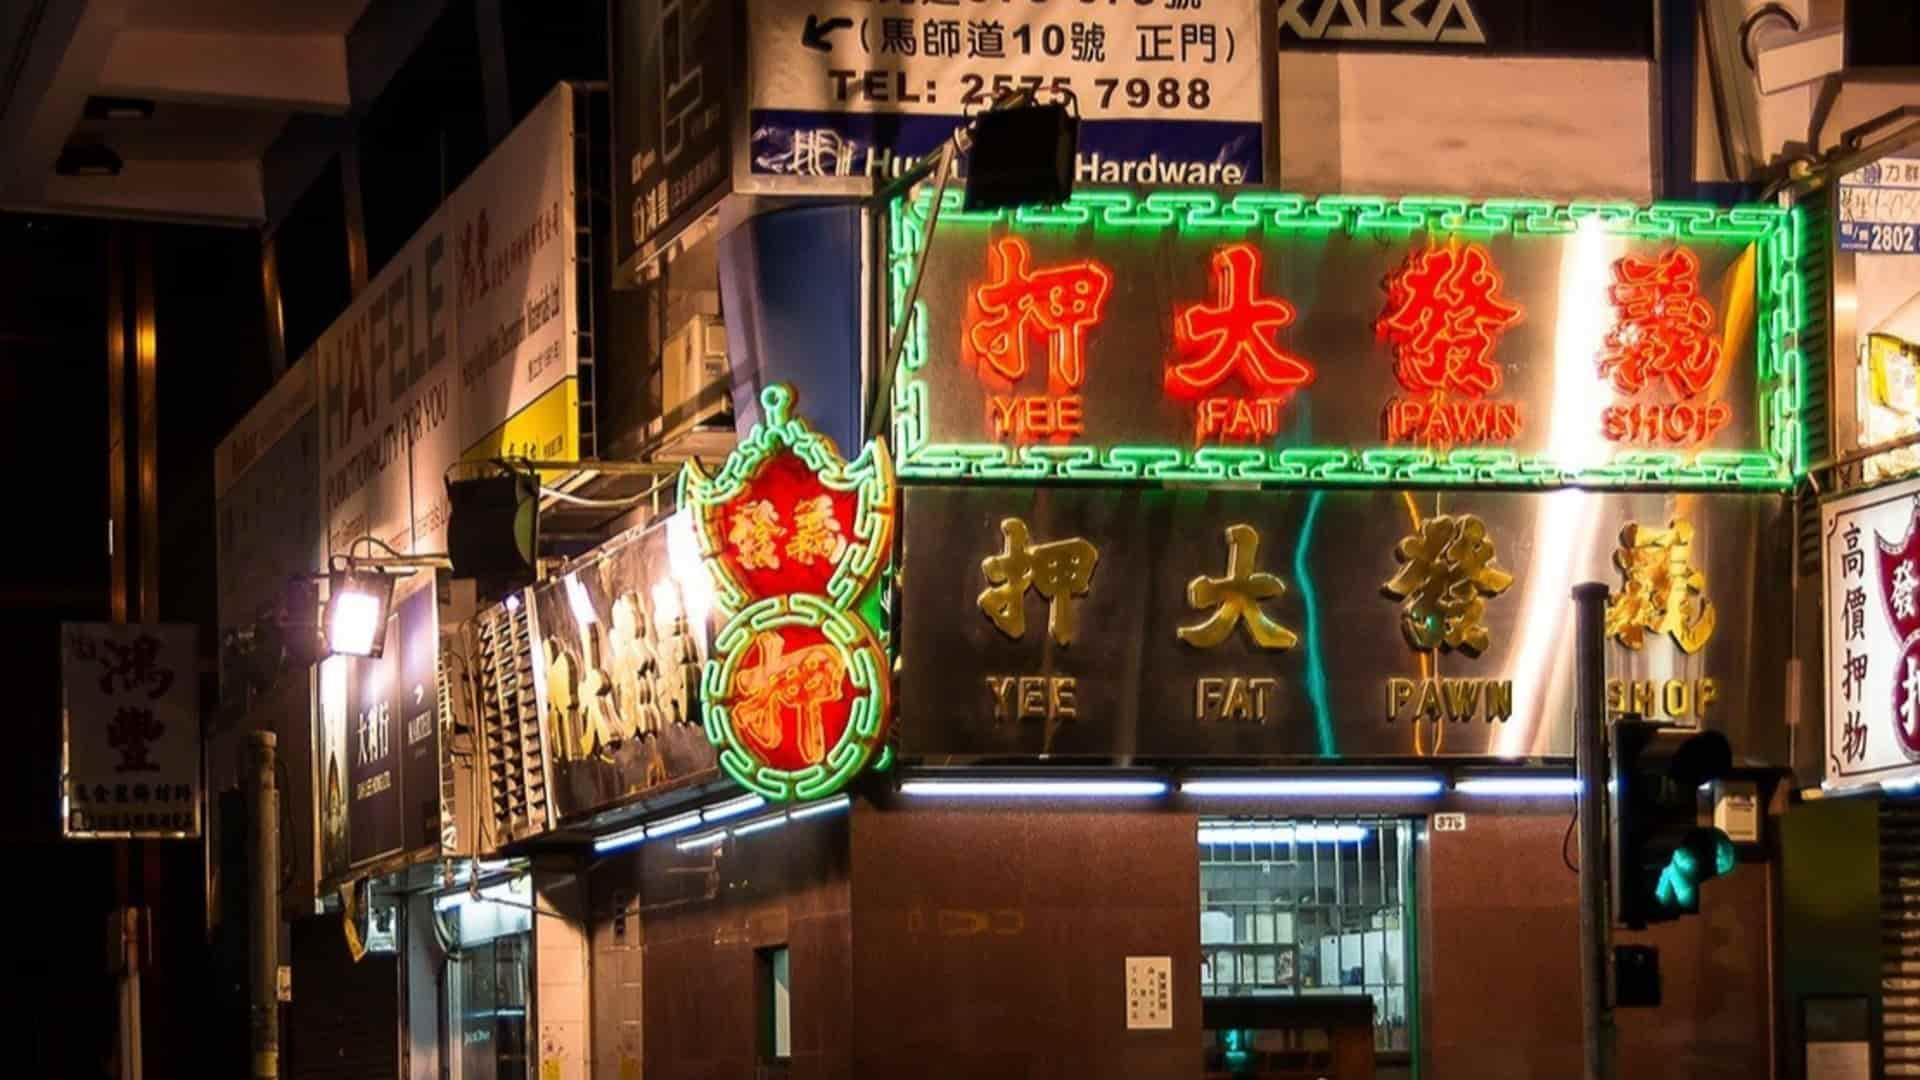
[924,18,961,57]
[1843,523,1865,577]
[1071,21,1107,62]
[108,706,164,772]
[1168,243,1315,398]
[1843,648,1868,700]
[1382,513,1514,656]
[1845,585,1867,642]
[1179,524,1297,651]
[1599,248,1722,400]
[1604,519,1717,655]
[786,495,847,566]
[966,237,1114,389]
[731,632,847,767]
[979,518,1099,646]
[1377,241,1524,398]
[1896,559,1919,620]
[728,499,785,571]
[967,18,1005,58]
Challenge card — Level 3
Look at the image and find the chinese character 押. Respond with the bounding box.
[979,518,1099,646]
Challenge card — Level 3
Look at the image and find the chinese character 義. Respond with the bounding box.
[979,518,1099,646]
[1179,525,1297,650]
[1382,513,1513,656]
[786,495,847,566]
[1604,519,1717,655]
[1599,248,1722,400]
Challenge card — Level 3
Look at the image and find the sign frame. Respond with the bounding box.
[61,623,202,840]
[886,188,1808,490]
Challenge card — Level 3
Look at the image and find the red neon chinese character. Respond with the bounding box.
[1167,243,1315,399]
[1376,241,1524,397]
[965,236,1114,389]
[1598,248,1722,400]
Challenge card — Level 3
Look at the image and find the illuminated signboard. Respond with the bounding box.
[1822,478,1920,790]
[888,188,1807,488]
[681,385,897,801]
[897,486,1789,762]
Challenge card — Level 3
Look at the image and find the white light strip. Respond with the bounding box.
[900,779,1169,798]
[703,794,768,822]
[592,825,648,854]
[732,815,789,837]
[1456,777,1581,797]
[789,795,851,820]
[1181,778,1445,797]
[1197,825,1368,845]
[675,829,728,851]
[645,812,704,839]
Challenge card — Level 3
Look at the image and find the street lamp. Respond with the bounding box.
[324,569,395,658]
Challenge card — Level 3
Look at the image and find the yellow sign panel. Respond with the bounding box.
[463,377,579,480]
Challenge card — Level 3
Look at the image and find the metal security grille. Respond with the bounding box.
[1199,816,1418,1053]
[469,597,552,844]
[1885,800,1920,1075]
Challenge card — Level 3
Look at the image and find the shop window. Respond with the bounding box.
[757,945,792,1068]
[1199,817,1418,1056]
[442,877,534,1080]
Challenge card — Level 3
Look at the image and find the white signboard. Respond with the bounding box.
[1839,156,1920,255]
[446,84,579,466]
[745,1,1266,185]
[1824,479,1920,788]
[315,209,457,561]
[62,623,201,837]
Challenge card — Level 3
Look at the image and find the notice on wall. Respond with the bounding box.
[1823,478,1920,789]
[745,1,1266,187]
[613,0,734,271]
[62,623,201,838]
[1839,157,1920,255]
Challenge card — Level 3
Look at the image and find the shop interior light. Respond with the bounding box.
[593,823,648,855]
[789,795,851,819]
[645,811,704,839]
[900,778,1168,798]
[1197,824,1368,845]
[1455,776,1582,797]
[324,569,394,658]
[732,815,788,837]
[1181,777,1445,798]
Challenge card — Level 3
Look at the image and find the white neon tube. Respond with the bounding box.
[900,779,1168,798]
[1181,778,1444,797]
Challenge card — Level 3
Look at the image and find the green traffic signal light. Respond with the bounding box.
[1651,827,1736,915]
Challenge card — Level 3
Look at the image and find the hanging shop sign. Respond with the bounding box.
[315,582,440,878]
[1820,478,1920,790]
[527,513,719,820]
[743,1,1266,188]
[61,623,201,838]
[681,385,897,801]
[1828,152,1920,485]
[1839,156,1920,255]
[887,188,1806,489]
[1275,0,1653,56]
[613,0,735,272]
[897,486,1788,763]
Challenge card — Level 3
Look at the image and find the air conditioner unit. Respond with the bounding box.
[653,311,734,461]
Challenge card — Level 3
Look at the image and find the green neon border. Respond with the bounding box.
[679,384,897,615]
[701,593,892,803]
[887,189,1807,490]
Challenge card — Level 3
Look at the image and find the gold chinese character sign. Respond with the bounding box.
[1382,513,1513,656]
[979,518,1099,645]
[1180,524,1297,650]
[681,385,896,802]
[1604,519,1716,655]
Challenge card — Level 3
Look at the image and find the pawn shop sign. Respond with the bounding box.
[680,385,897,802]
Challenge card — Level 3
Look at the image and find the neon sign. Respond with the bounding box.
[681,385,896,801]
[890,188,1806,489]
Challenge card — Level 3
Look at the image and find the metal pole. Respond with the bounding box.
[248,731,280,1080]
[1573,582,1615,1080]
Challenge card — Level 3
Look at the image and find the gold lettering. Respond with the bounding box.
[1387,676,1415,722]
[1051,677,1077,720]
[1018,677,1046,720]
[1485,681,1514,721]
[1606,679,1625,714]
[1415,679,1444,723]
[1198,677,1226,722]
[1697,678,1719,716]
[1662,679,1691,720]
[986,676,1016,724]
[1251,678,1278,723]
[1443,679,1482,723]
[1223,679,1254,723]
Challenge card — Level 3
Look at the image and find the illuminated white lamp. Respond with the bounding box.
[645,812,703,839]
[790,795,851,820]
[1197,824,1368,845]
[1181,777,1445,798]
[900,778,1168,798]
[675,829,728,852]
[703,794,767,822]
[325,570,394,658]
[732,815,789,837]
[593,823,647,855]
[1455,776,1582,798]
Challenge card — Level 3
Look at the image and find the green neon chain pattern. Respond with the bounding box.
[888,189,1807,490]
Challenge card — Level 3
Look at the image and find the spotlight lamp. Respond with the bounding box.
[325,569,395,658]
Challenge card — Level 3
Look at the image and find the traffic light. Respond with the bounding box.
[1610,721,1736,928]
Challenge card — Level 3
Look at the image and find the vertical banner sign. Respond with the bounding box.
[745,1,1266,185]
[348,617,402,866]
[1824,480,1920,790]
[613,0,734,272]
[1839,157,1920,255]
[450,84,580,470]
[681,385,897,801]
[62,623,201,838]
[317,656,352,881]
[396,586,440,854]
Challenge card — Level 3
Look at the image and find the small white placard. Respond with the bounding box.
[1433,813,1467,833]
[1125,955,1173,1030]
